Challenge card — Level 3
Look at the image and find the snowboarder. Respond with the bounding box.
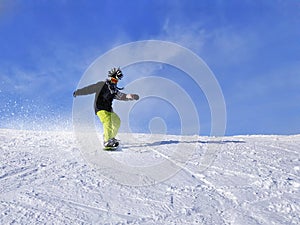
[73,67,139,149]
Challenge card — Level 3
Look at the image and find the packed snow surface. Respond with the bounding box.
[1,129,299,224]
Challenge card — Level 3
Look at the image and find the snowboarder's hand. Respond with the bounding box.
[73,91,77,98]
[131,94,139,100]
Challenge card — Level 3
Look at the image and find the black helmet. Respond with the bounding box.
[108,67,123,80]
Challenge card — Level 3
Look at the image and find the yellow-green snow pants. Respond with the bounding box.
[97,110,121,142]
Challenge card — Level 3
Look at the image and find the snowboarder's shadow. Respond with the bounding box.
[122,139,245,149]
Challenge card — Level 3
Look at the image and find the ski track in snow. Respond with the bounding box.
[0,129,299,225]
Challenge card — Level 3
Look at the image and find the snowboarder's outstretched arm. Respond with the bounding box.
[115,92,139,101]
[73,82,104,97]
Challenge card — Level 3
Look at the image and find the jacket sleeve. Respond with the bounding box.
[114,91,126,100]
[115,91,139,101]
[74,82,104,96]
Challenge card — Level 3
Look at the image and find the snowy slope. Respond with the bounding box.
[0,129,299,224]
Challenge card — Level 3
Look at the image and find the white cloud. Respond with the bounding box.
[0,38,95,98]
[158,18,207,54]
[159,19,260,67]
[210,27,258,63]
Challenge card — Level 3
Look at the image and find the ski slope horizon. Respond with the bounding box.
[1,128,299,224]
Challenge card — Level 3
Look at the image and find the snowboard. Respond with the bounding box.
[103,145,119,151]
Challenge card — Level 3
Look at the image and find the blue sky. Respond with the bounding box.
[0,0,299,135]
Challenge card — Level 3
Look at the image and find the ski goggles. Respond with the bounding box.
[110,77,119,83]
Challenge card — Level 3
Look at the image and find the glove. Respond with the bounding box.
[131,94,139,100]
[73,91,77,98]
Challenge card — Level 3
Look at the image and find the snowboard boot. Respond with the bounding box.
[111,138,119,147]
[104,138,119,148]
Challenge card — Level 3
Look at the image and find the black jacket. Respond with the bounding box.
[74,80,125,113]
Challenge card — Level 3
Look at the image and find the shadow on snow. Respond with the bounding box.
[121,139,246,150]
